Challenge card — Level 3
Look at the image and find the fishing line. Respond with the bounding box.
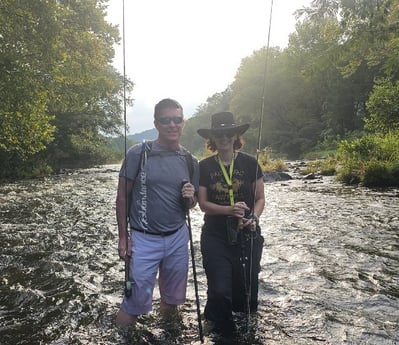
[245,0,274,330]
[256,0,274,167]
[122,0,132,298]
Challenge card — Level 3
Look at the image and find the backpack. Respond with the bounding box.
[136,140,194,182]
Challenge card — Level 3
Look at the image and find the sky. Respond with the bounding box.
[106,0,312,134]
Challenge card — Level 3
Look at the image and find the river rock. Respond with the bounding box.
[263,171,293,182]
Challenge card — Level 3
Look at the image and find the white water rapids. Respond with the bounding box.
[0,165,398,344]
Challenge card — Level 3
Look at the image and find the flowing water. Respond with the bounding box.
[0,165,398,345]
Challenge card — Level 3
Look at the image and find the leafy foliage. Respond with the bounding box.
[180,0,399,186]
[1,0,399,186]
[336,130,399,186]
[0,0,131,178]
[0,1,57,160]
[365,79,399,133]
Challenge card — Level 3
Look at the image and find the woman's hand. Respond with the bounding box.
[232,201,249,218]
[241,214,258,230]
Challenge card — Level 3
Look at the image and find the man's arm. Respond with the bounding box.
[116,176,133,260]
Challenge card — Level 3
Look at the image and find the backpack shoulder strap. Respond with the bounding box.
[138,141,194,182]
[182,148,194,183]
[135,140,153,179]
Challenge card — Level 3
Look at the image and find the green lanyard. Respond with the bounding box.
[217,154,235,206]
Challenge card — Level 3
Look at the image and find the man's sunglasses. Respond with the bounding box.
[156,116,184,125]
[213,131,236,139]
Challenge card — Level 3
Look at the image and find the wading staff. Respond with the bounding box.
[182,181,204,343]
[122,0,132,298]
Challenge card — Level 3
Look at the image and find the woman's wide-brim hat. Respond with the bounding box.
[197,111,250,139]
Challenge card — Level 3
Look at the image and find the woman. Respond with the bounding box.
[197,111,265,337]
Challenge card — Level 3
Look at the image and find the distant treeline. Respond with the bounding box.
[180,0,399,186]
[1,1,398,186]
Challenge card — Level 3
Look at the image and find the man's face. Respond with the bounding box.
[154,107,185,147]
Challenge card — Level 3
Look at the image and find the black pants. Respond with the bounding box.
[201,227,264,331]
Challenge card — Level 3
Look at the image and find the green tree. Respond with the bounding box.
[365,79,399,133]
[0,0,130,178]
[292,9,369,136]
[229,44,325,158]
[0,0,57,170]
[289,0,398,152]
[183,0,399,162]
[43,0,131,168]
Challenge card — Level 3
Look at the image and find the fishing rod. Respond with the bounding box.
[256,0,274,161]
[182,180,204,343]
[122,0,132,298]
[243,0,274,331]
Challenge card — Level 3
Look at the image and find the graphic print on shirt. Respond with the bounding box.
[209,169,245,203]
[135,168,148,230]
[134,143,150,231]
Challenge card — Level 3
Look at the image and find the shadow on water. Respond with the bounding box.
[0,166,398,344]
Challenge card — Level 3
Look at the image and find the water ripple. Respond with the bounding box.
[0,167,398,344]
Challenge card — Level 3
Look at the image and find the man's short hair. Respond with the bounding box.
[154,98,183,119]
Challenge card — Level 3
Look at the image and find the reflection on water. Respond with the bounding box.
[0,166,398,344]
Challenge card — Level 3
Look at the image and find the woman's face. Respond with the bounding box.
[211,131,236,151]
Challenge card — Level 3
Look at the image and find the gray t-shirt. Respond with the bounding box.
[120,141,199,233]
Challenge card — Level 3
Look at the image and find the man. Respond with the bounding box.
[115,98,199,327]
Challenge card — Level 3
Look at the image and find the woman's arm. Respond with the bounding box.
[253,177,265,219]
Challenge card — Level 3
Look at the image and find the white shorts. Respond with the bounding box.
[120,223,189,316]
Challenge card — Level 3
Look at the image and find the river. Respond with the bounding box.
[0,165,398,345]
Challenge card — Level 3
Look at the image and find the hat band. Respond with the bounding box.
[213,123,236,128]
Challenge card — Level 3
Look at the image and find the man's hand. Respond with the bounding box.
[118,237,132,260]
[181,180,196,209]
